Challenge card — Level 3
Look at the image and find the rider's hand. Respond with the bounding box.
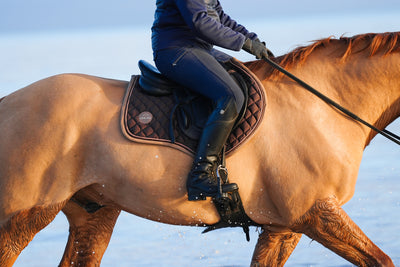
[242,38,274,59]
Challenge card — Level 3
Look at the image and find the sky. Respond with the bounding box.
[1,0,400,34]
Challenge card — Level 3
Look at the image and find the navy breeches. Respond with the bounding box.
[154,46,245,113]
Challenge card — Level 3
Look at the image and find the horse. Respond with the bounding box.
[1,31,399,267]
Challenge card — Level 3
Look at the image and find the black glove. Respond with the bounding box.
[242,38,274,59]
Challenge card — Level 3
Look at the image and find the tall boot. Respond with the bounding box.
[187,98,238,201]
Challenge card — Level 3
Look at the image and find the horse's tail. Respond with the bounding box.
[0,97,4,103]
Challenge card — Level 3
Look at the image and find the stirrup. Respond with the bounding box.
[216,165,237,198]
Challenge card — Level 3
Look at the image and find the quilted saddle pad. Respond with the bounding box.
[120,59,266,155]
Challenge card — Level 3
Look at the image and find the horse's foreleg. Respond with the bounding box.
[293,197,394,267]
[0,202,66,267]
[59,200,121,267]
[250,228,301,267]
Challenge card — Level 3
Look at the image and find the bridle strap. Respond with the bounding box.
[263,57,400,146]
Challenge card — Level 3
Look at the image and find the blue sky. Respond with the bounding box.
[1,0,400,33]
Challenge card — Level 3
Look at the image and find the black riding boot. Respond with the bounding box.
[187,98,238,201]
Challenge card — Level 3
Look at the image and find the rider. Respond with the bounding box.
[152,0,272,201]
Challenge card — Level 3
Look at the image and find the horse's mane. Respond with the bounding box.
[247,32,400,77]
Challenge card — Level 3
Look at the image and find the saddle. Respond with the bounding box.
[121,57,266,155]
[120,57,265,240]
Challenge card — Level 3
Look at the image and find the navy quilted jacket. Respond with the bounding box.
[151,0,257,52]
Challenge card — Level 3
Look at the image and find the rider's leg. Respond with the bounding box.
[155,46,244,200]
[186,97,238,200]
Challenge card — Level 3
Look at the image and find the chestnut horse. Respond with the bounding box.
[1,32,400,266]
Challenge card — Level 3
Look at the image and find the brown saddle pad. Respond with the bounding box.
[120,59,266,155]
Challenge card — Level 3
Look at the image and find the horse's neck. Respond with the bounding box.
[253,51,400,144]
[331,52,400,141]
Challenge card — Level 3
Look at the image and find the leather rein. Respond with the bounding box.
[263,57,400,146]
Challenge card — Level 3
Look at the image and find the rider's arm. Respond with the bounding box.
[175,0,246,51]
[215,1,258,41]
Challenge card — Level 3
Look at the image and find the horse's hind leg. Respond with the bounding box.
[293,197,394,267]
[0,202,66,267]
[250,228,301,267]
[59,200,121,267]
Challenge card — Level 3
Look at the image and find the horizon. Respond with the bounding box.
[1,0,400,34]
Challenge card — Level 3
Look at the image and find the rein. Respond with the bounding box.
[263,57,400,146]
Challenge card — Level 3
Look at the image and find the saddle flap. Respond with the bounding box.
[174,90,213,140]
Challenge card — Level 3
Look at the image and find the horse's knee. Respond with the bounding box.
[0,202,65,266]
[251,229,301,267]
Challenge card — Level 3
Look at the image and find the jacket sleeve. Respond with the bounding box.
[216,1,258,40]
[175,0,246,51]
